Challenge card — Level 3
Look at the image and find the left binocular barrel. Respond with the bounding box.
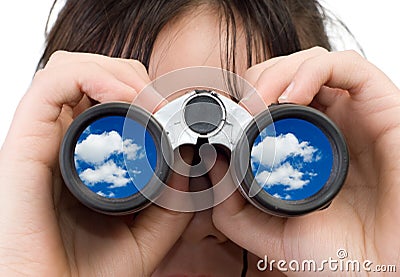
[59,102,171,215]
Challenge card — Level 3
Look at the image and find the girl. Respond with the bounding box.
[1,1,399,276]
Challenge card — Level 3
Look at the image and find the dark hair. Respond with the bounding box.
[38,0,332,99]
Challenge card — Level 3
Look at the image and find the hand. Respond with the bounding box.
[209,47,400,275]
[0,51,193,276]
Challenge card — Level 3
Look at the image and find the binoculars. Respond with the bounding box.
[60,89,348,217]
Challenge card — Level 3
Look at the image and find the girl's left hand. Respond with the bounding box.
[208,47,400,275]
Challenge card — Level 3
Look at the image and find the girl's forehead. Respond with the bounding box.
[148,10,249,80]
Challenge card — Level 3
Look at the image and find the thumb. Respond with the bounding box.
[208,152,287,260]
[128,146,194,275]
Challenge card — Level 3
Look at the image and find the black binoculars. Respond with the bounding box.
[60,90,348,216]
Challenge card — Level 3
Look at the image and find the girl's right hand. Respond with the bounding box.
[0,51,193,276]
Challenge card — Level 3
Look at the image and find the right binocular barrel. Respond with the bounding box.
[234,104,349,217]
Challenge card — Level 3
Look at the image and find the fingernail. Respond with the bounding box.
[278,82,294,103]
[133,85,167,113]
[239,89,268,115]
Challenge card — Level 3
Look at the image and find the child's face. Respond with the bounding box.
[147,8,284,277]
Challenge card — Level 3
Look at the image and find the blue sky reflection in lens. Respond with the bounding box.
[74,116,157,199]
[251,118,333,201]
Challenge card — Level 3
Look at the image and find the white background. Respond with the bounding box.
[0,1,399,147]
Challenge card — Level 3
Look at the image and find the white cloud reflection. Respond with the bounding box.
[75,130,145,165]
[252,133,317,168]
[252,133,320,193]
[75,130,145,188]
[79,160,130,188]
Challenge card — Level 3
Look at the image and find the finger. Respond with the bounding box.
[71,94,96,118]
[129,146,194,275]
[130,202,192,275]
[151,146,197,212]
[46,51,149,93]
[10,62,136,143]
[123,59,168,112]
[207,153,286,259]
[242,56,285,87]
[133,84,169,113]
[277,50,399,106]
[240,47,329,114]
[239,57,283,115]
[312,86,349,109]
[46,51,167,112]
[207,152,246,215]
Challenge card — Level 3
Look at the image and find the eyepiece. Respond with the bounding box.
[183,92,226,137]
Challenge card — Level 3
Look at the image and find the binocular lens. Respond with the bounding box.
[236,104,349,216]
[251,118,334,201]
[74,116,157,199]
[60,103,171,215]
